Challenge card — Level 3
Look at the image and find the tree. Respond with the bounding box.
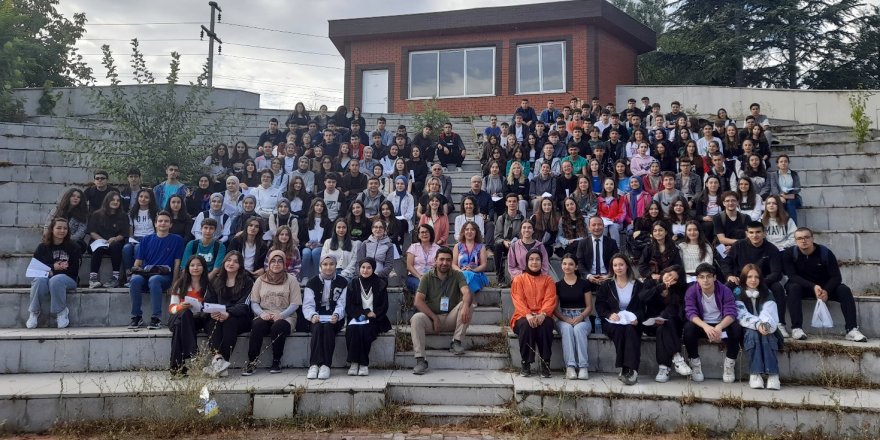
[609,0,667,34]
[66,39,247,184]
[804,5,880,89]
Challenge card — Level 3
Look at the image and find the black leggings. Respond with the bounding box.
[206,314,252,361]
[247,317,292,362]
[514,317,554,365]
[604,322,642,371]
[682,320,742,360]
[90,240,124,273]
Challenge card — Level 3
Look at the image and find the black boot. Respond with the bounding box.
[519,361,532,377]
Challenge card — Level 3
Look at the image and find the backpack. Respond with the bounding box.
[790,244,829,265]
[201,210,229,226]
[190,239,221,263]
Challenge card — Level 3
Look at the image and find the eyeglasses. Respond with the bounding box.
[94,176,107,180]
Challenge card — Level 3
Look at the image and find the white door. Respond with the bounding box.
[362,70,389,114]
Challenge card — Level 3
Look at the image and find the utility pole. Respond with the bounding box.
[200,1,222,87]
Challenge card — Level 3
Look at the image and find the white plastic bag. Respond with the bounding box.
[811,300,834,328]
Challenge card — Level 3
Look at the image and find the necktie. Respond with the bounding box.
[594,238,601,275]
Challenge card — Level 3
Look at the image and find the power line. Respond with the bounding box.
[212,74,342,92]
[224,42,338,57]
[218,54,343,69]
[79,53,206,56]
[219,22,328,39]
[85,21,202,26]
[80,38,202,41]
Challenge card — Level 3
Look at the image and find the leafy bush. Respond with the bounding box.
[408,97,450,139]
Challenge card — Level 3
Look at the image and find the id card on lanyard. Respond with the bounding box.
[440,296,450,312]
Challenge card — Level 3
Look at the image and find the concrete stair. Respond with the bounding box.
[389,370,512,424]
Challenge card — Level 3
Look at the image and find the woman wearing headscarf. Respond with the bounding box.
[386,175,415,231]
[222,176,244,216]
[228,194,259,239]
[243,250,303,376]
[344,257,392,376]
[191,193,232,243]
[303,254,348,380]
[510,248,558,378]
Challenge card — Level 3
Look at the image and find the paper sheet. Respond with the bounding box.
[202,303,226,314]
[184,296,203,313]
[606,310,638,325]
[318,314,334,323]
[90,239,109,252]
[128,237,139,244]
[348,318,369,326]
[491,196,502,202]
[716,244,728,259]
[541,192,552,198]
[602,217,615,226]
[25,258,51,278]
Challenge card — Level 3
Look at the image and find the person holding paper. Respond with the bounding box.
[640,265,693,383]
[510,249,557,378]
[202,251,255,378]
[243,250,302,376]
[344,258,391,377]
[677,221,715,279]
[26,218,81,329]
[683,263,743,383]
[302,255,348,380]
[733,264,782,390]
[595,253,646,385]
[128,211,183,330]
[86,191,127,288]
[168,255,210,375]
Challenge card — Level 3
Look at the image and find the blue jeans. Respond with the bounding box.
[743,328,780,375]
[129,274,172,319]
[301,246,323,279]
[405,275,421,293]
[29,275,77,314]
[122,242,141,277]
[556,308,591,369]
[784,195,801,225]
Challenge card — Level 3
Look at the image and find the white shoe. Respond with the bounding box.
[318,365,331,380]
[766,375,781,390]
[348,363,359,376]
[211,355,230,376]
[88,280,102,289]
[565,367,576,379]
[307,365,319,379]
[777,325,789,338]
[56,308,69,329]
[358,365,369,376]
[846,328,868,342]
[749,374,764,389]
[26,312,39,329]
[722,357,736,383]
[577,368,589,380]
[791,328,807,340]
[672,353,692,376]
[455,167,463,172]
[689,358,704,382]
[655,365,670,383]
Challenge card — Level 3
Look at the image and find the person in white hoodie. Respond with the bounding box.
[761,195,796,250]
[252,169,281,218]
[734,264,781,390]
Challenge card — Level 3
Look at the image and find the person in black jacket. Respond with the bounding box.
[86,191,127,288]
[639,265,694,383]
[595,253,645,385]
[303,255,349,380]
[202,251,254,377]
[27,217,81,329]
[576,216,619,291]
[226,217,268,278]
[344,258,391,377]
[638,221,683,280]
[721,221,788,336]
[437,122,466,171]
[299,198,333,280]
[782,227,867,342]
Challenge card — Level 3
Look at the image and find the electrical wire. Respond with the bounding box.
[223,42,338,57]
[219,22,328,39]
[217,54,343,69]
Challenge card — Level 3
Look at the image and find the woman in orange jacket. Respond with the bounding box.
[510,248,558,378]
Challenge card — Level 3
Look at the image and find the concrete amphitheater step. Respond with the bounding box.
[799,182,880,207]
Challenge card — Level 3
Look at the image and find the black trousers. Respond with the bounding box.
[168,309,208,371]
[309,321,343,366]
[437,147,464,167]
[206,314,252,361]
[514,317,554,364]
[786,282,858,331]
[682,320,742,360]
[604,322,642,371]
[345,321,380,365]
[493,243,509,280]
[247,317,292,362]
[90,240,124,273]
[642,316,682,367]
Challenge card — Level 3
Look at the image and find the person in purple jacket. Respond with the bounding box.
[683,263,743,384]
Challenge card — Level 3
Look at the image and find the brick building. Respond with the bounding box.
[328,0,655,116]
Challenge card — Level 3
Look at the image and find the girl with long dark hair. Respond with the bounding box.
[46,188,89,252]
[27,218,81,329]
[86,192,127,288]
[202,251,254,377]
[168,255,210,374]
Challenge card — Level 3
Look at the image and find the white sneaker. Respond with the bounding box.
[211,355,230,376]
[846,328,868,342]
[578,368,589,380]
[455,167,463,172]
[766,375,781,390]
[318,365,331,380]
[56,308,69,329]
[655,365,670,383]
[672,353,693,376]
[689,358,704,382]
[88,280,102,289]
[722,357,736,383]
[777,325,789,338]
[749,374,764,389]
[791,328,807,340]
[565,367,577,380]
[26,312,39,329]
[307,365,319,379]
[358,365,369,376]
[348,363,359,376]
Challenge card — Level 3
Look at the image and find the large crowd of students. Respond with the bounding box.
[27,97,867,387]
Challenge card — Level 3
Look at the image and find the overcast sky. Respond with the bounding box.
[57,0,541,110]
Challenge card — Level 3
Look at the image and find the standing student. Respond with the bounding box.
[734,264,782,390]
[640,265,694,383]
[153,163,188,211]
[202,251,254,378]
[303,255,348,380]
[595,254,645,385]
[554,254,592,380]
[128,211,184,330]
[168,255,210,375]
[299,198,333,280]
[26,218,80,329]
[511,249,557,378]
[243,250,302,376]
[86,191,127,288]
[345,258,392,377]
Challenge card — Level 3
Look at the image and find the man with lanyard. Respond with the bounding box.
[410,247,473,375]
[128,211,183,330]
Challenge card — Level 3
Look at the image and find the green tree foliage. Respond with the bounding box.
[408,98,450,140]
[805,6,880,89]
[609,0,667,34]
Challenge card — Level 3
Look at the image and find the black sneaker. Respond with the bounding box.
[449,339,465,355]
[241,362,257,376]
[413,357,429,375]
[519,362,532,377]
[128,316,143,329]
[539,361,551,378]
[147,317,162,330]
[269,360,282,374]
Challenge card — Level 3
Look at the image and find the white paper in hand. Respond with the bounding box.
[26,258,51,278]
[348,318,369,326]
[491,196,502,202]
[202,303,227,314]
[811,300,834,328]
[606,310,638,325]
[541,192,552,198]
[716,244,728,259]
[184,296,203,313]
[318,314,333,323]
[90,239,109,252]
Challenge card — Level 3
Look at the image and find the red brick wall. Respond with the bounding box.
[346,25,598,116]
[596,29,638,105]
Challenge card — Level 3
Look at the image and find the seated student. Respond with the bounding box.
[191,193,232,243]
[571,176,599,219]
[735,177,764,221]
[347,200,373,243]
[675,158,703,203]
[299,198,333,280]
[222,176,245,216]
[227,217,268,278]
[766,155,801,224]
[321,219,360,281]
[452,221,490,295]
[341,159,368,203]
[668,196,691,242]
[26,218,81,329]
[595,253,645,385]
[127,211,183,330]
[783,227,867,342]
[180,218,226,278]
[410,247,473,374]
[355,221,396,280]
[762,195,797,251]
[345,258,392,377]
[289,156,316,195]
[84,170,115,214]
[530,198,560,250]
[355,177,385,219]
[168,255,209,375]
[652,172,684,216]
[597,177,627,245]
[437,122,467,171]
[252,170,281,219]
[640,265,694,382]
[165,195,193,242]
[202,251,254,378]
[267,225,302,277]
[556,197,588,257]
[504,161,530,219]
[418,177,450,218]
[45,188,89,253]
[303,255,348,380]
[638,221,683,281]
[623,176,652,231]
[267,198,301,244]
[683,263,743,383]
[508,221,550,278]
[387,176,415,231]
[242,250,302,376]
[87,191,127,288]
[713,191,749,252]
[734,264,781,390]
[511,249,558,378]
[374,200,406,257]
[555,253,592,380]
[677,220,715,278]
[229,195,260,239]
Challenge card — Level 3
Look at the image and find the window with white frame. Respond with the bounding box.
[408,47,495,99]
[517,41,565,94]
